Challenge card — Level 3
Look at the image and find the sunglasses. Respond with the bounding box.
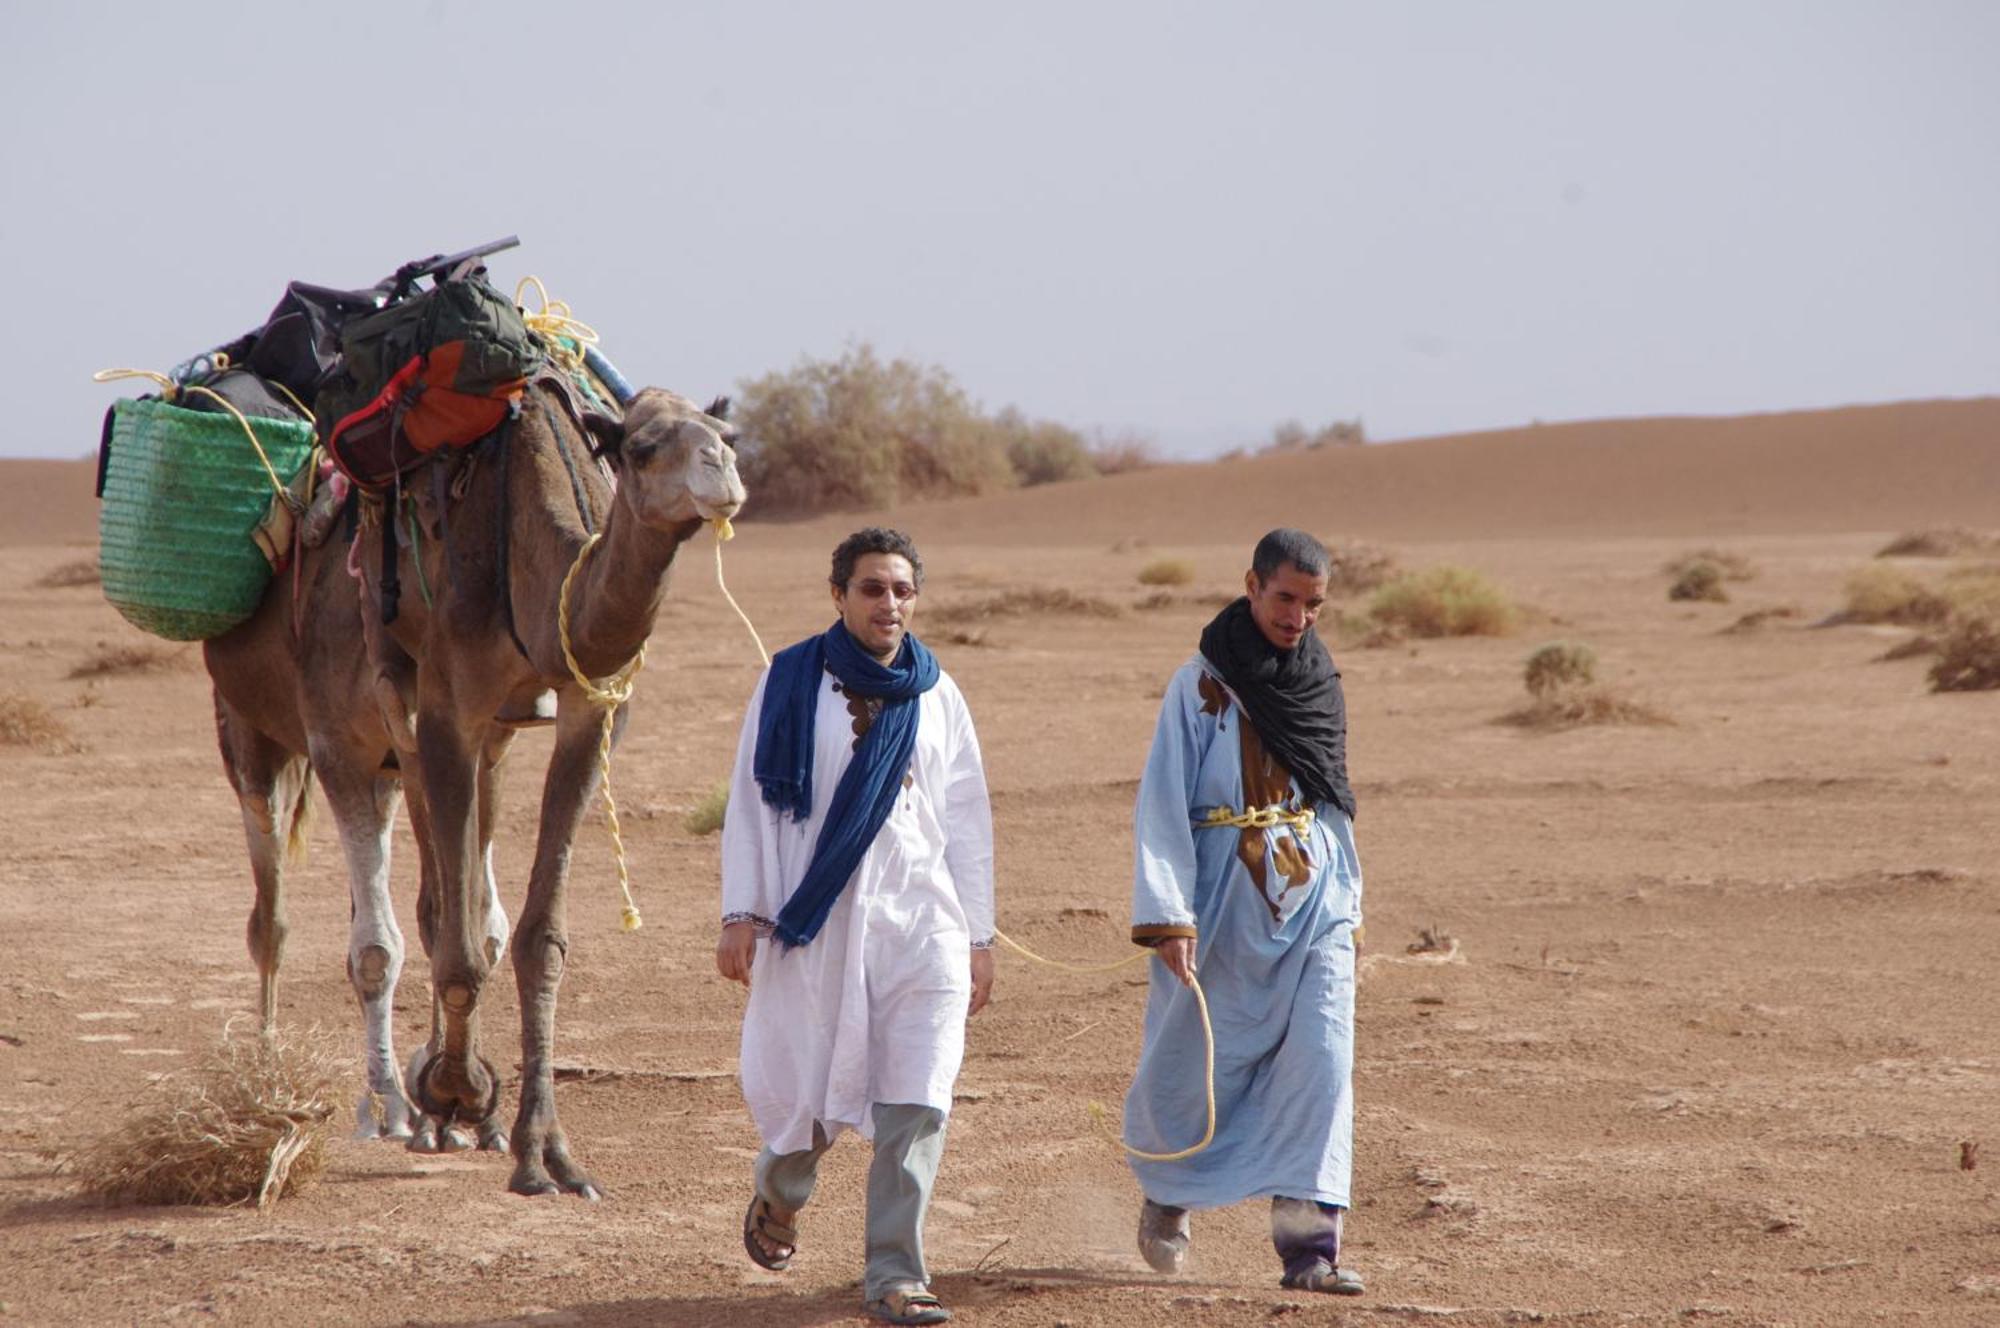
[848,578,920,603]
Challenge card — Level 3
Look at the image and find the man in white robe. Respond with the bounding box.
[718,527,994,1327]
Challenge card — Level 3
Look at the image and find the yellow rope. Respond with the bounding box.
[1202,803,1316,831]
[557,532,646,933]
[709,517,770,666]
[93,367,292,504]
[993,928,1217,1161]
[514,275,599,375]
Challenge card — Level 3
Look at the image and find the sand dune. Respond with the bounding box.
[10,396,1995,550]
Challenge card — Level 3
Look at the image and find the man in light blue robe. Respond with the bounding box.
[1124,528,1365,1296]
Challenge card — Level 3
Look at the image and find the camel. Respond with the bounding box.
[357,382,744,1197]
[203,515,515,1148]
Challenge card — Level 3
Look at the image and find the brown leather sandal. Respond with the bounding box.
[742,1194,797,1271]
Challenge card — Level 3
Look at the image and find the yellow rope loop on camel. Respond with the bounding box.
[514,275,599,375]
[557,532,646,933]
[93,365,295,506]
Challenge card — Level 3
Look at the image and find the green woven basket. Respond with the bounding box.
[97,397,317,641]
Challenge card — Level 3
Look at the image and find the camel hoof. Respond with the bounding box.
[477,1119,510,1154]
[408,1118,444,1154]
[355,1089,416,1142]
[440,1124,476,1153]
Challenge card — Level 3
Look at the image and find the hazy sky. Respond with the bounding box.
[5,1,1995,462]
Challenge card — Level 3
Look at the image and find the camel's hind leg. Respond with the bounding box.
[213,691,312,1034]
[313,741,419,1140]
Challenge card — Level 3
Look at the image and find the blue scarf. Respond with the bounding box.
[754,621,941,948]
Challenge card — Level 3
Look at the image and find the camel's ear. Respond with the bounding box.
[581,410,626,460]
[705,395,732,422]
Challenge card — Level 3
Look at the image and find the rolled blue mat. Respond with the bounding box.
[582,343,637,406]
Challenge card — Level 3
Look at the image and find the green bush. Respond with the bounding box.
[1137,558,1196,587]
[1523,642,1598,698]
[685,782,729,836]
[734,344,1106,515]
[1369,566,1516,638]
[1842,565,1951,625]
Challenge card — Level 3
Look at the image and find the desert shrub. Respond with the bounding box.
[1842,565,1952,625]
[1663,548,1755,582]
[1722,606,1800,634]
[1322,540,1397,595]
[735,344,1047,514]
[1263,418,1365,453]
[67,1026,341,1208]
[1369,566,1516,638]
[1877,528,1996,558]
[1941,565,2000,622]
[994,408,1098,486]
[1667,561,1728,603]
[70,642,187,679]
[927,587,1124,626]
[1137,558,1196,587]
[1087,433,1159,476]
[1523,641,1598,698]
[1878,635,1938,662]
[685,781,728,835]
[1503,686,1672,730]
[36,557,100,589]
[0,693,83,753]
[1929,617,2000,692]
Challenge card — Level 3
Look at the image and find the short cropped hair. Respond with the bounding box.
[1251,528,1329,584]
[830,527,925,591]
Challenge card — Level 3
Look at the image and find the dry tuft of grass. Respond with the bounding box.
[1667,561,1729,602]
[1841,566,1952,626]
[684,781,729,835]
[66,1026,343,1209]
[928,587,1124,626]
[1877,635,1938,662]
[1722,606,1800,635]
[0,693,85,753]
[1877,528,1998,558]
[69,641,191,680]
[1523,641,1598,698]
[1942,565,2000,622]
[1502,685,1673,730]
[1321,540,1398,595]
[1663,548,1755,582]
[1368,566,1516,638]
[35,557,101,589]
[1929,618,2000,692]
[1136,557,1196,587]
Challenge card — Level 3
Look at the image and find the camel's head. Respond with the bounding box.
[590,388,746,528]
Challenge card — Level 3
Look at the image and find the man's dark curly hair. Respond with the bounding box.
[830,527,925,591]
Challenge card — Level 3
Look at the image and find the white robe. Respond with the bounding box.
[721,664,995,1154]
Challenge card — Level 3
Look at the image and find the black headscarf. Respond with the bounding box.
[1198,597,1356,820]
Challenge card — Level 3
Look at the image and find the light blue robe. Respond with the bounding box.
[1124,657,1363,1209]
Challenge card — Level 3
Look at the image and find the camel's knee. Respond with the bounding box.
[246,906,287,969]
[348,942,403,1000]
[514,929,568,987]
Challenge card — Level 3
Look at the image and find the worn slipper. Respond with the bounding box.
[863,1286,952,1324]
[1138,1198,1190,1275]
[1279,1258,1364,1295]
[741,1194,797,1272]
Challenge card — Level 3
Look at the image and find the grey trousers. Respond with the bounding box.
[753,1102,948,1300]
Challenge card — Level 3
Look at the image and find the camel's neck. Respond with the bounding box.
[562,497,705,679]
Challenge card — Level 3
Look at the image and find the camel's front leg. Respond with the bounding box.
[507,693,625,1199]
[404,678,505,1150]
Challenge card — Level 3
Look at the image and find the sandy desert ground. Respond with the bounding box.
[3,399,1999,1327]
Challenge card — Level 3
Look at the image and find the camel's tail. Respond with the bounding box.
[284,767,317,869]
